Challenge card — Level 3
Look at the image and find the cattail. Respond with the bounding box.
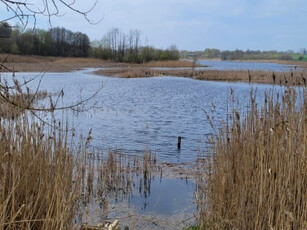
[272,71,276,83]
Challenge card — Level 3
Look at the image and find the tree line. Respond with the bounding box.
[181,48,307,61]
[90,28,179,63]
[0,22,90,57]
[0,23,180,63]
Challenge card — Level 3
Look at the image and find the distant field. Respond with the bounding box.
[291,54,307,61]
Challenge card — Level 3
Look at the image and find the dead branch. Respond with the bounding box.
[0,0,102,29]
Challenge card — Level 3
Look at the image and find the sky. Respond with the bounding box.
[1,0,306,51]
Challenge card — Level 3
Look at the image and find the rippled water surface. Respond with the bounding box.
[10,69,283,163]
[5,67,286,226]
[198,60,297,71]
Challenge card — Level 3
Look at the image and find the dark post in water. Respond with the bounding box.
[178,136,182,149]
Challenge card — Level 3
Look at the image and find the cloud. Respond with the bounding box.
[1,0,306,51]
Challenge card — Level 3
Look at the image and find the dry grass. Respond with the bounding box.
[199,88,307,229]
[96,67,307,86]
[192,69,307,85]
[241,59,307,69]
[0,54,57,63]
[0,55,127,72]
[0,73,199,229]
[0,54,198,73]
[144,60,201,68]
[94,67,160,78]
[0,77,165,229]
[0,112,85,229]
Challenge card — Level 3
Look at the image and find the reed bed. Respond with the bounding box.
[199,88,307,229]
[0,54,57,64]
[95,67,307,86]
[0,112,86,229]
[144,60,200,68]
[0,73,197,229]
[192,69,307,85]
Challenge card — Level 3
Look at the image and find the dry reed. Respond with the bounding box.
[95,67,307,86]
[144,60,201,68]
[0,112,86,229]
[199,88,307,229]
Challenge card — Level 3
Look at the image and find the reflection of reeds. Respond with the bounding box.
[199,88,307,229]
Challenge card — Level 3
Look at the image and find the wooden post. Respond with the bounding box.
[177,136,182,149]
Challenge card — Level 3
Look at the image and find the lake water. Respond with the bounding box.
[10,69,283,163]
[198,60,297,71]
[3,61,289,228]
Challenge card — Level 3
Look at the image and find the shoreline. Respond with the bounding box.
[93,67,306,86]
[1,54,306,85]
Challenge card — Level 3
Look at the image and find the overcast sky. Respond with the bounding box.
[1,0,306,51]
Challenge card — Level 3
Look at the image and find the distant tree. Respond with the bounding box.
[36,29,53,56]
[140,46,156,62]
[204,48,220,59]
[10,42,20,54]
[16,31,38,55]
[299,48,307,55]
[167,45,180,60]
[0,22,12,53]
[278,54,293,61]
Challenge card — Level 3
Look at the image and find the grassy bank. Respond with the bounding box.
[198,88,307,229]
[0,54,197,73]
[95,67,307,86]
[2,54,307,86]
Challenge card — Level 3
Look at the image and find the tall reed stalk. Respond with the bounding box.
[0,105,85,229]
[201,88,307,229]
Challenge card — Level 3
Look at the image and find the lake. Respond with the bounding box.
[12,69,283,163]
[198,59,298,71]
[4,61,289,228]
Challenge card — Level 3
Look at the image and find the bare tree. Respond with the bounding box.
[0,0,102,124]
[0,0,100,28]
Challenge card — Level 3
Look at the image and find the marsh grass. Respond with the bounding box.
[95,67,307,86]
[144,60,201,68]
[0,72,193,229]
[0,112,86,229]
[199,88,307,229]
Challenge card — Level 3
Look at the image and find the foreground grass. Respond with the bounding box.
[0,114,83,229]
[199,88,307,229]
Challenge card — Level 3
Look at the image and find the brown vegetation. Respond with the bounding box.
[96,67,307,86]
[198,88,307,229]
[144,60,200,68]
[242,59,307,69]
[0,54,124,72]
[0,54,199,73]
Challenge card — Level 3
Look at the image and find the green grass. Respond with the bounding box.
[184,226,200,230]
[291,54,307,61]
